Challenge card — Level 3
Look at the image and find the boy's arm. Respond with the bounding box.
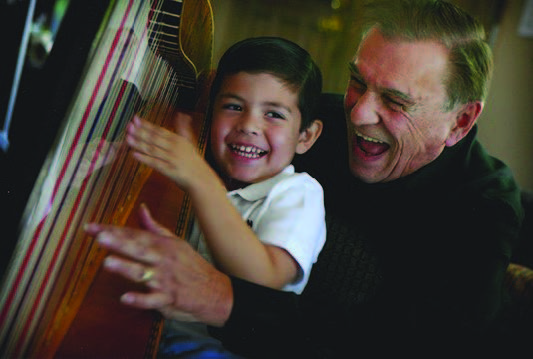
[126,115,299,289]
[188,173,299,290]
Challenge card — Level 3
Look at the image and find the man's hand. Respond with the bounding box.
[85,204,233,326]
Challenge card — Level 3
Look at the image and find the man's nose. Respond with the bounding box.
[349,91,380,126]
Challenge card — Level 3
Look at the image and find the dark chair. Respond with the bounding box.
[510,190,533,269]
[503,189,533,339]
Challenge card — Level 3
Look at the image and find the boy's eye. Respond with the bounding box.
[223,103,242,111]
[266,111,285,120]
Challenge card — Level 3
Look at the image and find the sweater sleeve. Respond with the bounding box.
[208,277,317,358]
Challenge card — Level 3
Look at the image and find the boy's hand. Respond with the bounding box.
[126,115,212,191]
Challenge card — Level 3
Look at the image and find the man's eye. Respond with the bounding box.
[349,76,366,90]
[385,97,407,112]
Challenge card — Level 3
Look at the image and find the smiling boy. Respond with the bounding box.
[126,37,325,294]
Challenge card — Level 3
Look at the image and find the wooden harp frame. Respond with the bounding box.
[0,0,214,357]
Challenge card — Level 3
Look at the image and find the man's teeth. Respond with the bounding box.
[231,144,267,158]
[356,131,384,144]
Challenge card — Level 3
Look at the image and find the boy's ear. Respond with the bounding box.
[445,101,483,147]
[296,119,323,154]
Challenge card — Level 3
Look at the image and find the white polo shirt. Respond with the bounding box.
[187,165,326,294]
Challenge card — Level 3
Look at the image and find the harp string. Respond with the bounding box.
[15,3,156,354]
[1,11,140,353]
[0,0,190,356]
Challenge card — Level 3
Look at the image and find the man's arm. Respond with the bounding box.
[209,277,321,358]
[86,205,233,326]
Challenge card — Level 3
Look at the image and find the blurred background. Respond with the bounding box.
[211,0,533,191]
[1,0,531,191]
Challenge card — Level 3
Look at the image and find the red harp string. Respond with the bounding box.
[0,0,213,357]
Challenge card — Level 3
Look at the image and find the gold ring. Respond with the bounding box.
[140,268,155,282]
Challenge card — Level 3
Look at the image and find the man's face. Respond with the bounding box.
[344,28,462,183]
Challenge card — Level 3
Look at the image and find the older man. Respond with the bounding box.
[89,0,524,356]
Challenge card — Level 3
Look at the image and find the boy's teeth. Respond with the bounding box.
[231,144,266,157]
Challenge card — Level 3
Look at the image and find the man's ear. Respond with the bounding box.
[296,119,323,154]
[445,101,483,147]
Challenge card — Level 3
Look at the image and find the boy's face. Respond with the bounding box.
[210,72,306,187]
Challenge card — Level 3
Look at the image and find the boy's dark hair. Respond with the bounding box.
[208,37,322,130]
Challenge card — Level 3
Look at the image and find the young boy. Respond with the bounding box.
[126,37,325,295]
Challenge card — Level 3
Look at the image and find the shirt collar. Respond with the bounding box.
[227,165,295,201]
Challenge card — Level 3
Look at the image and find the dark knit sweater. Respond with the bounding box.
[210,94,524,357]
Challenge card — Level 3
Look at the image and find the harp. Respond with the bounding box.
[0,0,214,357]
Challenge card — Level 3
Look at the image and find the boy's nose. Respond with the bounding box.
[237,112,261,135]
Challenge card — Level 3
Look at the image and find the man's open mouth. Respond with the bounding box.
[355,131,389,156]
[229,144,268,159]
